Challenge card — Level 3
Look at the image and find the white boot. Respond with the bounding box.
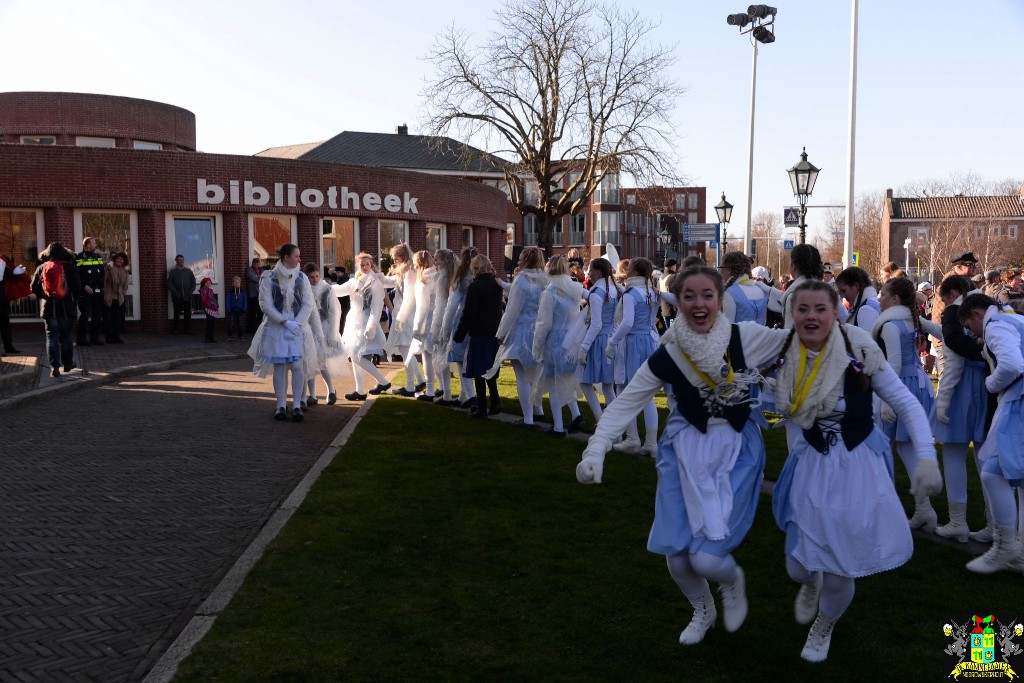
[637,440,657,458]
[717,566,748,633]
[612,437,642,454]
[679,587,717,645]
[908,495,937,533]
[794,573,823,625]
[966,527,1020,574]
[935,501,970,542]
[969,509,995,543]
[801,612,839,663]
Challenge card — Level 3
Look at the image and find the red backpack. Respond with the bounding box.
[41,260,68,299]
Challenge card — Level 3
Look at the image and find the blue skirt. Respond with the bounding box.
[622,331,658,381]
[502,316,539,367]
[580,331,614,384]
[929,361,987,445]
[464,335,499,378]
[648,413,765,558]
[978,395,1024,484]
[448,336,468,363]
[883,369,935,442]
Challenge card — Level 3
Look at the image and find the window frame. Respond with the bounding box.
[75,209,142,320]
[75,136,116,148]
[321,217,361,278]
[20,135,55,145]
[166,211,223,319]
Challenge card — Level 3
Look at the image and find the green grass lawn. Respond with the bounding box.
[175,380,1022,682]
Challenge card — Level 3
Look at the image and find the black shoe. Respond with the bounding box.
[299,400,308,410]
[91,338,104,346]
[416,394,435,402]
[204,339,216,343]
[368,382,392,395]
[547,428,567,438]
[114,337,125,344]
[63,363,76,372]
[489,403,503,416]
[50,368,60,378]
[274,407,287,421]
[292,407,304,422]
[170,330,180,335]
[436,399,461,407]
[469,405,487,418]
[184,330,195,335]
[327,393,337,405]
[4,347,20,354]
[568,415,585,433]
[415,382,427,393]
[77,339,91,347]
[391,354,403,362]
[434,389,444,398]
[106,338,116,344]
[459,398,476,409]
[344,391,367,401]
[306,396,318,406]
[392,387,416,397]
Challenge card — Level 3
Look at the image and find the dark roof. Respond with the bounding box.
[298,131,508,175]
[255,141,324,159]
[890,194,1024,220]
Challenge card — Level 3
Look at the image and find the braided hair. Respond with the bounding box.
[588,257,619,301]
[790,244,825,281]
[453,246,476,292]
[835,266,871,324]
[720,251,753,290]
[628,257,659,305]
[881,276,926,355]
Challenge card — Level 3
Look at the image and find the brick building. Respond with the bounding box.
[0,92,509,332]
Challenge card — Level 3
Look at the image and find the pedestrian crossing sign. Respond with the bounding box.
[784,207,799,226]
[851,251,859,266]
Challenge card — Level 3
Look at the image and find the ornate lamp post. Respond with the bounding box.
[787,147,821,245]
[659,227,672,262]
[714,192,734,266]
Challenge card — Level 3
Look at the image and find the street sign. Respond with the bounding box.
[783,239,795,250]
[784,207,800,227]
[851,251,859,266]
[708,240,718,249]
[682,223,719,241]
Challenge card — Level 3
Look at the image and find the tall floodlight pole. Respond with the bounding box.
[843,0,859,269]
[727,5,777,256]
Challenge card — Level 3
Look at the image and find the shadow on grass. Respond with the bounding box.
[175,395,1022,682]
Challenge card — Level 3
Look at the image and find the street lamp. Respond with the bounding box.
[659,227,672,261]
[714,192,734,267]
[727,5,777,255]
[787,147,820,245]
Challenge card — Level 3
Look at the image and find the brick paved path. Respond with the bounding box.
[0,358,361,682]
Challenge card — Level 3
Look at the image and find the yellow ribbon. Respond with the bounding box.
[682,350,734,388]
[789,343,825,416]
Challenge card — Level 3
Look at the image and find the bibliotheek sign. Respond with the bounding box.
[196,178,420,214]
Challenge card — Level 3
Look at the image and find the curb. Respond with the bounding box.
[0,352,250,413]
[141,370,399,683]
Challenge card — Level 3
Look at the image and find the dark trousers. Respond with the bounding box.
[474,376,499,413]
[205,313,216,341]
[77,291,104,342]
[105,302,124,341]
[248,297,262,332]
[227,311,244,338]
[0,297,14,351]
[172,300,192,333]
[45,317,75,369]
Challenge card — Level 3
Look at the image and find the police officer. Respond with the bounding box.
[76,236,105,346]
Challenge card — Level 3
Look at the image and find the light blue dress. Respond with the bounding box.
[880,318,935,442]
[501,274,544,367]
[620,287,659,381]
[580,285,617,385]
[726,282,768,325]
[929,357,987,444]
[540,290,578,378]
[978,311,1024,483]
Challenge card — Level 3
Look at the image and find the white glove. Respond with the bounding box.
[284,320,300,333]
[364,326,377,340]
[910,458,943,497]
[577,348,589,366]
[880,402,896,424]
[13,265,26,275]
[576,448,606,485]
[935,395,951,424]
[605,342,617,360]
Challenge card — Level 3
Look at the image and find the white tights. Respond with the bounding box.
[351,355,387,393]
[421,349,435,395]
[895,440,919,485]
[401,348,424,391]
[666,551,738,602]
[511,361,542,424]
[273,360,304,410]
[455,364,475,401]
[580,383,616,421]
[305,369,334,400]
[941,442,970,505]
[786,557,855,619]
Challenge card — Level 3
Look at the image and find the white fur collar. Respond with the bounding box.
[870,304,912,340]
[516,268,548,288]
[661,311,732,378]
[548,273,584,300]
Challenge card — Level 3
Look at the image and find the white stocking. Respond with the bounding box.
[941,443,969,505]
[819,573,855,619]
[273,364,288,409]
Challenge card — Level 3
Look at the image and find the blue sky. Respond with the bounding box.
[3,0,1022,241]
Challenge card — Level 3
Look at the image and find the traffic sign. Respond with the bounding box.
[784,207,800,227]
[708,240,718,249]
[851,251,860,266]
[783,239,795,250]
[683,223,720,241]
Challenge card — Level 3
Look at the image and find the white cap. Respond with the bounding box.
[917,281,933,292]
[751,266,770,280]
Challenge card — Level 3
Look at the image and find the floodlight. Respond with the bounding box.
[747,5,778,19]
[727,13,751,26]
[752,26,775,44]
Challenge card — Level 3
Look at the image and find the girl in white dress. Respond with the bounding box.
[301,263,346,406]
[577,266,794,648]
[440,247,478,408]
[428,249,457,405]
[771,280,942,662]
[532,255,585,435]
[332,252,391,400]
[248,243,316,422]
[385,243,426,396]
[834,267,880,331]
[400,250,436,401]
[576,257,619,423]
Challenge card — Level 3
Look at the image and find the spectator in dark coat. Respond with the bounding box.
[453,254,505,418]
[31,242,81,377]
[246,257,264,333]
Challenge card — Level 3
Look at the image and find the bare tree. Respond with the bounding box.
[422,0,684,253]
[750,210,782,278]
[852,191,885,279]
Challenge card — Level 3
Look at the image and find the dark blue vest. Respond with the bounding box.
[801,367,873,455]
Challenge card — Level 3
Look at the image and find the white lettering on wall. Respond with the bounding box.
[196,179,421,214]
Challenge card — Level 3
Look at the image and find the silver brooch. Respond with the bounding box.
[720,363,730,378]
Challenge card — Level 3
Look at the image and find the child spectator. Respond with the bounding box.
[225,275,247,341]
[200,277,218,343]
